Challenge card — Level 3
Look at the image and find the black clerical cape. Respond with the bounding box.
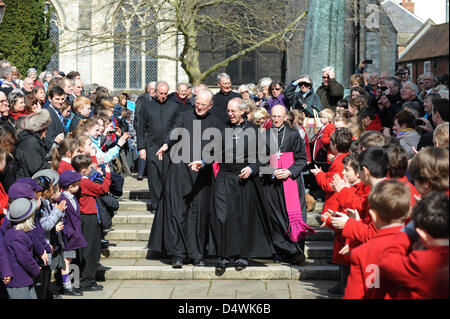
[147,110,221,261]
[208,120,275,259]
[260,125,309,256]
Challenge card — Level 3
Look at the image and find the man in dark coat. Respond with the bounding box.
[137,81,182,211]
[43,86,66,151]
[208,97,274,272]
[260,105,311,265]
[134,81,156,180]
[211,73,241,123]
[316,66,344,108]
[148,89,221,268]
[169,83,193,110]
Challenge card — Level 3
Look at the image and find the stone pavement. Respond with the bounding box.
[61,279,340,299]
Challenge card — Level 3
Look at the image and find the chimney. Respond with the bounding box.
[400,0,415,14]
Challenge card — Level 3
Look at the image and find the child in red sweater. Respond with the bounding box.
[71,154,111,292]
[318,108,336,164]
[343,180,411,299]
[321,153,367,295]
[311,128,352,213]
[51,138,80,174]
[378,192,449,299]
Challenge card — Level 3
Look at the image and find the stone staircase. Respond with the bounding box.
[99,182,338,281]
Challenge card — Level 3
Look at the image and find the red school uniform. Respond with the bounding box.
[0,182,8,225]
[78,173,111,215]
[322,181,369,265]
[319,123,335,164]
[378,232,449,299]
[341,178,420,245]
[58,158,75,175]
[315,152,348,212]
[343,225,404,299]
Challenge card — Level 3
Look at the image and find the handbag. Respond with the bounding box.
[304,108,322,140]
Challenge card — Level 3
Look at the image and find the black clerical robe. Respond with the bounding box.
[208,120,275,259]
[211,91,241,123]
[148,110,221,262]
[260,125,308,257]
[136,97,182,211]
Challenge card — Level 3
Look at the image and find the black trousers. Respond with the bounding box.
[79,214,101,288]
[35,265,51,299]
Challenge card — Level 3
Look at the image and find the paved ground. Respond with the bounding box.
[60,279,340,299]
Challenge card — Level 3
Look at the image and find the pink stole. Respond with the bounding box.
[270,152,316,242]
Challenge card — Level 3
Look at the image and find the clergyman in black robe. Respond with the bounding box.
[260,105,309,264]
[147,89,222,268]
[208,97,274,272]
[137,81,182,211]
[211,73,241,123]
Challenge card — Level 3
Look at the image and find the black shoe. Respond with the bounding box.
[215,260,227,271]
[328,284,343,295]
[273,254,282,263]
[172,256,183,268]
[101,239,109,250]
[137,176,143,181]
[80,284,103,292]
[62,287,84,296]
[290,252,306,265]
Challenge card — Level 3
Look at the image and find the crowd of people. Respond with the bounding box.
[0,56,448,299]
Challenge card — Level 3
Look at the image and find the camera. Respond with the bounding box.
[363,59,373,64]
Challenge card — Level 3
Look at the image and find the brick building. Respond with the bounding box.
[397,22,449,83]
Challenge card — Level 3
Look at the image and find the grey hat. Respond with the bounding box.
[7,198,38,223]
[32,169,59,186]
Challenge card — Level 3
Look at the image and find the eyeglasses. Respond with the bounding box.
[322,76,330,79]
[273,87,282,91]
[240,91,249,94]
[298,82,311,87]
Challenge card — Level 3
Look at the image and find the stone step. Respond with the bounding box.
[101,240,333,259]
[97,258,338,280]
[108,212,325,238]
[118,201,150,211]
[112,210,322,226]
[121,190,151,200]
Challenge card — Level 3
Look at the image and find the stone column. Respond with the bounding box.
[343,0,356,88]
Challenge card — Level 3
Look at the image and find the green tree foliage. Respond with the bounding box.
[0,0,55,76]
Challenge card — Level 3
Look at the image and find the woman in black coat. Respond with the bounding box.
[14,109,51,178]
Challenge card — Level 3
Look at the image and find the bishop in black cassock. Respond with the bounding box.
[208,97,274,272]
[136,82,182,211]
[260,105,310,264]
[147,89,222,268]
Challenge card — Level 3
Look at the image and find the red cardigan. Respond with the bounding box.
[78,173,111,215]
[58,159,75,175]
[0,182,8,225]
[315,152,348,212]
[319,123,335,164]
[322,181,369,265]
[343,225,404,299]
[378,232,449,299]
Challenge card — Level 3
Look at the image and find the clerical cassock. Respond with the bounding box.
[136,96,181,211]
[211,90,241,123]
[147,108,221,266]
[260,124,314,264]
[208,115,274,270]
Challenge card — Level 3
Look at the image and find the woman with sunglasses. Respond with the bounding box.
[285,74,323,118]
